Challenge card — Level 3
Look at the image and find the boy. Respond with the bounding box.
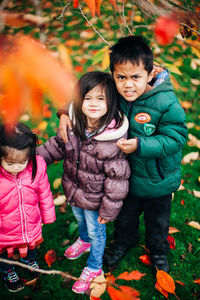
[58,36,188,273]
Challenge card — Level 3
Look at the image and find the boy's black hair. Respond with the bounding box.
[110,35,153,74]
[73,71,123,140]
[0,123,38,181]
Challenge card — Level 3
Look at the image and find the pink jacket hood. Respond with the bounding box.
[0,155,55,248]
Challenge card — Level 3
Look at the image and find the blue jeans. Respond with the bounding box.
[72,206,106,271]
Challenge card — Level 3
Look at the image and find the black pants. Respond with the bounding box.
[114,193,172,255]
[0,249,37,273]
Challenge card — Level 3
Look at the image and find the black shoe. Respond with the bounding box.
[151,254,169,274]
[103,242,129,268]
[20,259,40,285]
[2,269,24,292]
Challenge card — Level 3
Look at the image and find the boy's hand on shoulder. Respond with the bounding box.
[97,216,109,224]
[117,138,138,154]
[59,114,72,143]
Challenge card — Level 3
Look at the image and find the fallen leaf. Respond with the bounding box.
[119,285,140,297]
[139,254,151,265]
[180,199,185,206]
[107,286,137,300]
[53,195,66,206]
[182,152,199,164]
[155,281,168,298]
[175,280,185,286]
[90,273,107,298]
[53,178,62,189]
[169,227,180,234]
[44,249,57,267]
[167,235,176,249]
[117,270,146,281]
[193,190,200,198]
[187,221,200,230]
[156,270,175,294]
[193,278,200,284]
[188,242,193,253]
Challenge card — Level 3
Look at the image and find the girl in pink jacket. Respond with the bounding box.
[0,123,56,293]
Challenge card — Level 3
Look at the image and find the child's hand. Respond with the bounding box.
[117,138,138,154]
[59,114,72,143]
[97,216,109,224]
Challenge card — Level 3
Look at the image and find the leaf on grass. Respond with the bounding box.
[156,270,175,294]
[106,273,116,285]
[107,286,138,300]
[182,152,199,164]
[117,270,146,281]
[90,273,107,298]
[193,190,200,198]
[193,278,200,284]
[53,178,62,189]
[175,280,185,286]
[44,249,57,267]
[155,281,168,298]
[169,227,180,234]
[139,254,151,265]
[180,199,185,206]
[119,285,140,297]
[167,235,176,249]
[53,195,66,206]
[187,221,200,230]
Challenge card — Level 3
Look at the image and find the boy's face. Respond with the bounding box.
[113,60,153,102]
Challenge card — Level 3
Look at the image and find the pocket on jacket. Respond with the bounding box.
[87,179,104,193]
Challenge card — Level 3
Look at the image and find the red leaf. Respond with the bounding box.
[167,235,176,250]
[73,0,79,8]
[194,278,200,284]
[119,285,140,297]
[154,15,178,45]
[90,297,102,300]
[155,281,169,298]
[117,270,146,281]
[44,249,57,267]
[139,254,151,265]
[180,199,185,206]
[107,286,138,300]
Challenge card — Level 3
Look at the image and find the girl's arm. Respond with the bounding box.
[36,135,65,165]
[37,157,56,224]
[99,156,131,222]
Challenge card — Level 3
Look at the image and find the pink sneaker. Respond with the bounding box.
[64,237,91,260]
[72,267,102,294]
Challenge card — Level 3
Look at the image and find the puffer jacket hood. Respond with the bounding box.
[37,114,130,221]
[0,156,56,248]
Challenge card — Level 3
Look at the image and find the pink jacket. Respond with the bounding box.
[0,156,56,248]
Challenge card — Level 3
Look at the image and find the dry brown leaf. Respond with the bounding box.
[187,221,200,230]
[53,195,66,206]
[182,152,199,164]
[193,190,200,198]
[53,178,62,189]
[90,273,107,298]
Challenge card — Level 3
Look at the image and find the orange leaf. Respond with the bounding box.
[156,270,175,294]
[44,249,57,267]
[117,270,146,281]
[167,235,176,249]
[155,281,169,298]
[106,274,116,285]
[169,227,180,234]
[107,286,138,300]
[119,285,140,297]
[85,0,96,17]
[194,278,200,284]
[175,280,185,286]
[139,254,151,265]
[107,0,118,11]
[95,0,102,16]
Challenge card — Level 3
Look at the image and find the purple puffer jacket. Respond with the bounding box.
[37,115,130,221]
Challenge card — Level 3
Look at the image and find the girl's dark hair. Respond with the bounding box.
[110,35,153,74]
[73,71,123,140]
[0,123,38,181]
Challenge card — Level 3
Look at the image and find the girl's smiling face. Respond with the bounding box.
[82,84,108,129]
[1,147,29,176]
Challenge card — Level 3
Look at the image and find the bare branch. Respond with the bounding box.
[120,0,133,35]
[79,5,111,47]
[32,0,46,42]
[57,0,72,20]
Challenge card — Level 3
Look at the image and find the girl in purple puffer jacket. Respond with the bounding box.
[0,123,56,293]
[37,71,130,294]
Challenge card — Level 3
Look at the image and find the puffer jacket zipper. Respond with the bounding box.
[14,178,29,243]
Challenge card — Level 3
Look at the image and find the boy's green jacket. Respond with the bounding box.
[119,73,188,198]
